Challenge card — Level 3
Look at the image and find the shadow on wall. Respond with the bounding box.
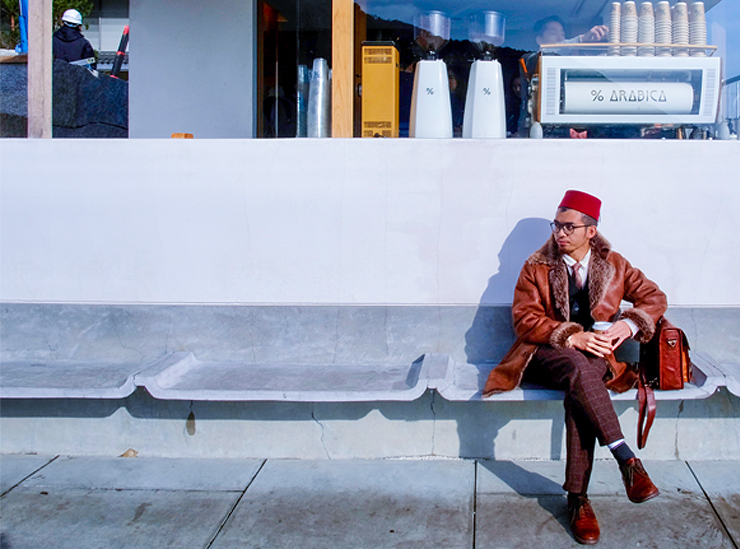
[443,393,595,462]
[464,217,551,365]
[455,217,564,463]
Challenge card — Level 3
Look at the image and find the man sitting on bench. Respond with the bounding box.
[483,190,667,545]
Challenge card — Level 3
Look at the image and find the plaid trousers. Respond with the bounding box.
[524,345,624,494]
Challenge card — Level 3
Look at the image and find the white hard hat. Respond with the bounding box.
[62,9,83,26]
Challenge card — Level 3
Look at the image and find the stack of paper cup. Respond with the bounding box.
[672,2,689,57]
[655,1,672,56]
[638,2,655,56]
[690,1,706,56]
[608,2,621,56]
[621,1,638,56]
[607,2,622,55]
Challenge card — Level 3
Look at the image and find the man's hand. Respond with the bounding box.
[602,320,633,351]
[568,331,613,357]
[582,25,609,42]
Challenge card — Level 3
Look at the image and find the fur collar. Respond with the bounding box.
[526,232,615,320]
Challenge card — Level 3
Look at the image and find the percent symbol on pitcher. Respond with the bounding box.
[591,90,604,102]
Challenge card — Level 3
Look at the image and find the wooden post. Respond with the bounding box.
[353,4,366,138]
[28,0,53,138]
[331,0,353,137]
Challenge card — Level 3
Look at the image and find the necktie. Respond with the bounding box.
[573,262,584,289]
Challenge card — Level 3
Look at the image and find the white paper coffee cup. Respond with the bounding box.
[592,321,614,333]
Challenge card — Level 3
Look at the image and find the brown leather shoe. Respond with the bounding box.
[568,494,600,545]
[620,457,660,503]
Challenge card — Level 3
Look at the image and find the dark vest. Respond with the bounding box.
[568,271,594,330]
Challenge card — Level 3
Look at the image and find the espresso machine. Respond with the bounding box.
[409,11,453,138]
[462,11,507,138]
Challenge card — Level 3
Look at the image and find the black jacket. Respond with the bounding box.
[53,26,95,67]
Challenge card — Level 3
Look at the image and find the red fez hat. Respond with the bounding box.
[559,190,601,220]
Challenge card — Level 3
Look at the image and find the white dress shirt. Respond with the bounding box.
[562,250,638,337]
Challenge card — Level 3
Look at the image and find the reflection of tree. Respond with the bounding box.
[1,0,22,48]
[1,0,94,51]
[53,0,94,30]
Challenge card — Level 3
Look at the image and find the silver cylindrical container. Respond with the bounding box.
[296,64,309,137]
[307,58,331,138]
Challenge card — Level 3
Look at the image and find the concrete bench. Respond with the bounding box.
[431,351,728,402]
[0,303,456,402]
[0,349,730,405]
[133,352,432,402]
[0,303,736,403]
[0,359,146,399]
[0,352,435,402]
[713,360,740,398]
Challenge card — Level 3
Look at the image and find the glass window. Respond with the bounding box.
[259,0,332,137]
[88,0,130,78]
[3,0,738,138]
[348,0,740,139]
[709,0,740,132]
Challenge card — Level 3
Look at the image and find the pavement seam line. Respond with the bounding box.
[685,460,739,549]
[204,459,267,549]
[472,460,478,549]
[0,454,60,498]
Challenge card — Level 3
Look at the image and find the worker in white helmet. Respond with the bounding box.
[53,9,96,69]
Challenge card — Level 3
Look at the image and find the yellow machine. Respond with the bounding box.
[361,43,399,138]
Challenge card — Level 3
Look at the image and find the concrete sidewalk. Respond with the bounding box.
[1,455,737,548]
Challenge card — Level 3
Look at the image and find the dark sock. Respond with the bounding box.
[610,441,636,466]
[568,492,588,512]
[568,492,587,503]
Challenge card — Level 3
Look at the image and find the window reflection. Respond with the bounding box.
[358,0,739,138]
[254,0,739,138]
[259,0,331,137]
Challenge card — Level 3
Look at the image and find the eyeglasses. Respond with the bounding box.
[550,221,591,235]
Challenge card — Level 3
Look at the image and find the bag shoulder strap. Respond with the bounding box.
[637,368,657,449]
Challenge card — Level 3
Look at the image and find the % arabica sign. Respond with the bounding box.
[563,81,694,114]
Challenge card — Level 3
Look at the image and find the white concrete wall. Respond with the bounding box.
[1,138,739,306]
[128,0,256,138]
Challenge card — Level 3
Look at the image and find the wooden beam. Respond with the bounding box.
[28,0,53,138]
[353,4,366,138]
[331,0,353,137]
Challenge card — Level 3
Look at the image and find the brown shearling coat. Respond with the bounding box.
[482,232,667,397]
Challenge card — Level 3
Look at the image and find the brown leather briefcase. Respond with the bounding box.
[639,316,692,391]
[636,317,692,448]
